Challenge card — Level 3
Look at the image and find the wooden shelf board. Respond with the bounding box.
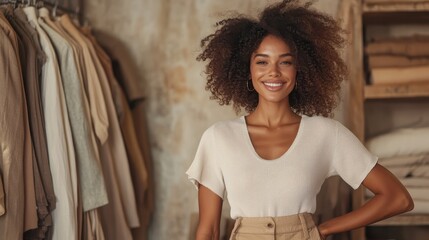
[363,2,429,13]
[370,214,429,226]
[363,11,429,24]
[364,83,429,99]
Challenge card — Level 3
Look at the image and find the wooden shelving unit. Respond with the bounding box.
[365,82,429,99]
[349,1,429,239]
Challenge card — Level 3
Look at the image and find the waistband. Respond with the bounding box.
[231,213,316,238]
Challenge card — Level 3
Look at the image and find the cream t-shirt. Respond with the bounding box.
[186,115,378,219]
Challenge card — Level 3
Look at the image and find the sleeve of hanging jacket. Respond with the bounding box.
[0,15,26,240]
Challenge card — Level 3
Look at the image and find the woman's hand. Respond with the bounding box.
[317,226,326,240]
[317,164,413,236]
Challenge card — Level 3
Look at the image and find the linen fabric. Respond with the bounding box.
[186,116,378,219]
[365,35,429,57]
[229,213,322,240]
[365,127,429,159]
[0,11,26,240]
[61,17,139,227]
[368,55,429,68]
[399,178,429,188]
[56,13,109,211]
[1,6,39,232]
[379,154,429,167]
[92,30,155,239]
[23,6,78,240]
[388,165,429,178]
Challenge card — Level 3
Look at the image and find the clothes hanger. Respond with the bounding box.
[52,0,58,17]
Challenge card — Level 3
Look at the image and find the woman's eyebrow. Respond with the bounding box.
[253,53,294,58]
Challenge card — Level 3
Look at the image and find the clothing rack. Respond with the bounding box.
[0,0,81,17]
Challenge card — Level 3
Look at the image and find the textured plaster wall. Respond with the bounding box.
[83,1,339,239]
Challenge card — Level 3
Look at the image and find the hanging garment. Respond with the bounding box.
[0,176,4,216]
[0,11,26,240]
[51,15,108,240]
[14,8,57,239]
[23,6,78,240]
[38,9,91,240]
[87,28,150,239]
[94,31,155,239]
[59,14,139,227]
[1,6,39,233]
[54,13,109,212]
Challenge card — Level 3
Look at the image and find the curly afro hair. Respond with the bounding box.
[197,0,347,117]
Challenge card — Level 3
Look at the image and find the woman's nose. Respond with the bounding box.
[268,65,280,77]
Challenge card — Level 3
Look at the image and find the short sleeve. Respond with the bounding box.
[186,127,225,199]
[329,121,378,189]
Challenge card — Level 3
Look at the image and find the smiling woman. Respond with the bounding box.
[187,1,414,240]
[250,35,297,105]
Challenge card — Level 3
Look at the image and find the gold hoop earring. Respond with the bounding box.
[247,79,254,91]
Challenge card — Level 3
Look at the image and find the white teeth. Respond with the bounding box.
[264,82,283,87]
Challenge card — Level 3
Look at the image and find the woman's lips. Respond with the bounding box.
[262,81,285,91]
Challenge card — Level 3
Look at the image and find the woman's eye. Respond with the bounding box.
[256,61,267,65]
[281,61,293,65]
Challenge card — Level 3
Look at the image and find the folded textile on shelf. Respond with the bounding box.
[365,35,429,57]
[379,155,429,167]
[405,200,429,214]
[368,55,429,68]
[370,65,429,85]
[366,186,429,201]
[399,177,429,188]
[366,127,429,158]
[388,165,429,178]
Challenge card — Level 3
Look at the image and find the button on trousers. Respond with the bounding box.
[229,213,322,240]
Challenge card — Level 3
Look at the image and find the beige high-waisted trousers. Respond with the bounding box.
[229,213,322,240]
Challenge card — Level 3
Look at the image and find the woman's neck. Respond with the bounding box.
[247,99,299,127]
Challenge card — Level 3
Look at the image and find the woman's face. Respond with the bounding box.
[250,35,297,104]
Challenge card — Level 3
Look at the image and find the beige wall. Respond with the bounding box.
[83,1,339,239]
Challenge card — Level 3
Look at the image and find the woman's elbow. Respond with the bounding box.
[395,190,414,214]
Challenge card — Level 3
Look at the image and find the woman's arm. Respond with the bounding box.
[317,163,414,238]
[196,184,223,240]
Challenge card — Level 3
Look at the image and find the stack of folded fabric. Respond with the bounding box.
[365,35,429,85]
[365,127,429,214]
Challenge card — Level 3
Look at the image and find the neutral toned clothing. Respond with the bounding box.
[366,35,429,57]
[63,19,139,227]
[379,154,429,167]
[366,127,429,159]
[131,102,155,239]
[388,165,429,178]
[56,14,109,211]
[50,16,100,238]
[400,178,429,188]
[58,17,109,147]
[14,8,57,239]
[92,31,146,103]
[371,65,429,85]
[187,116,378,219]
[2,7,39,232]
[93,31,155,238]
[0,11,26,240]
[83,210,105,240]
[229,213,322,240]
[0,177,4,216]
[368,55,429,68]
[87,30,149,232]
[38,12,83,240]
[23,6,79,240]
[407,200,429,214]
[86,29,149,239]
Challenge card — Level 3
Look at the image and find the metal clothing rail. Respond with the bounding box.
[0,0,81,16]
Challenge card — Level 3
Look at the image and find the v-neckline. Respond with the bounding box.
[241,115,305,162]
